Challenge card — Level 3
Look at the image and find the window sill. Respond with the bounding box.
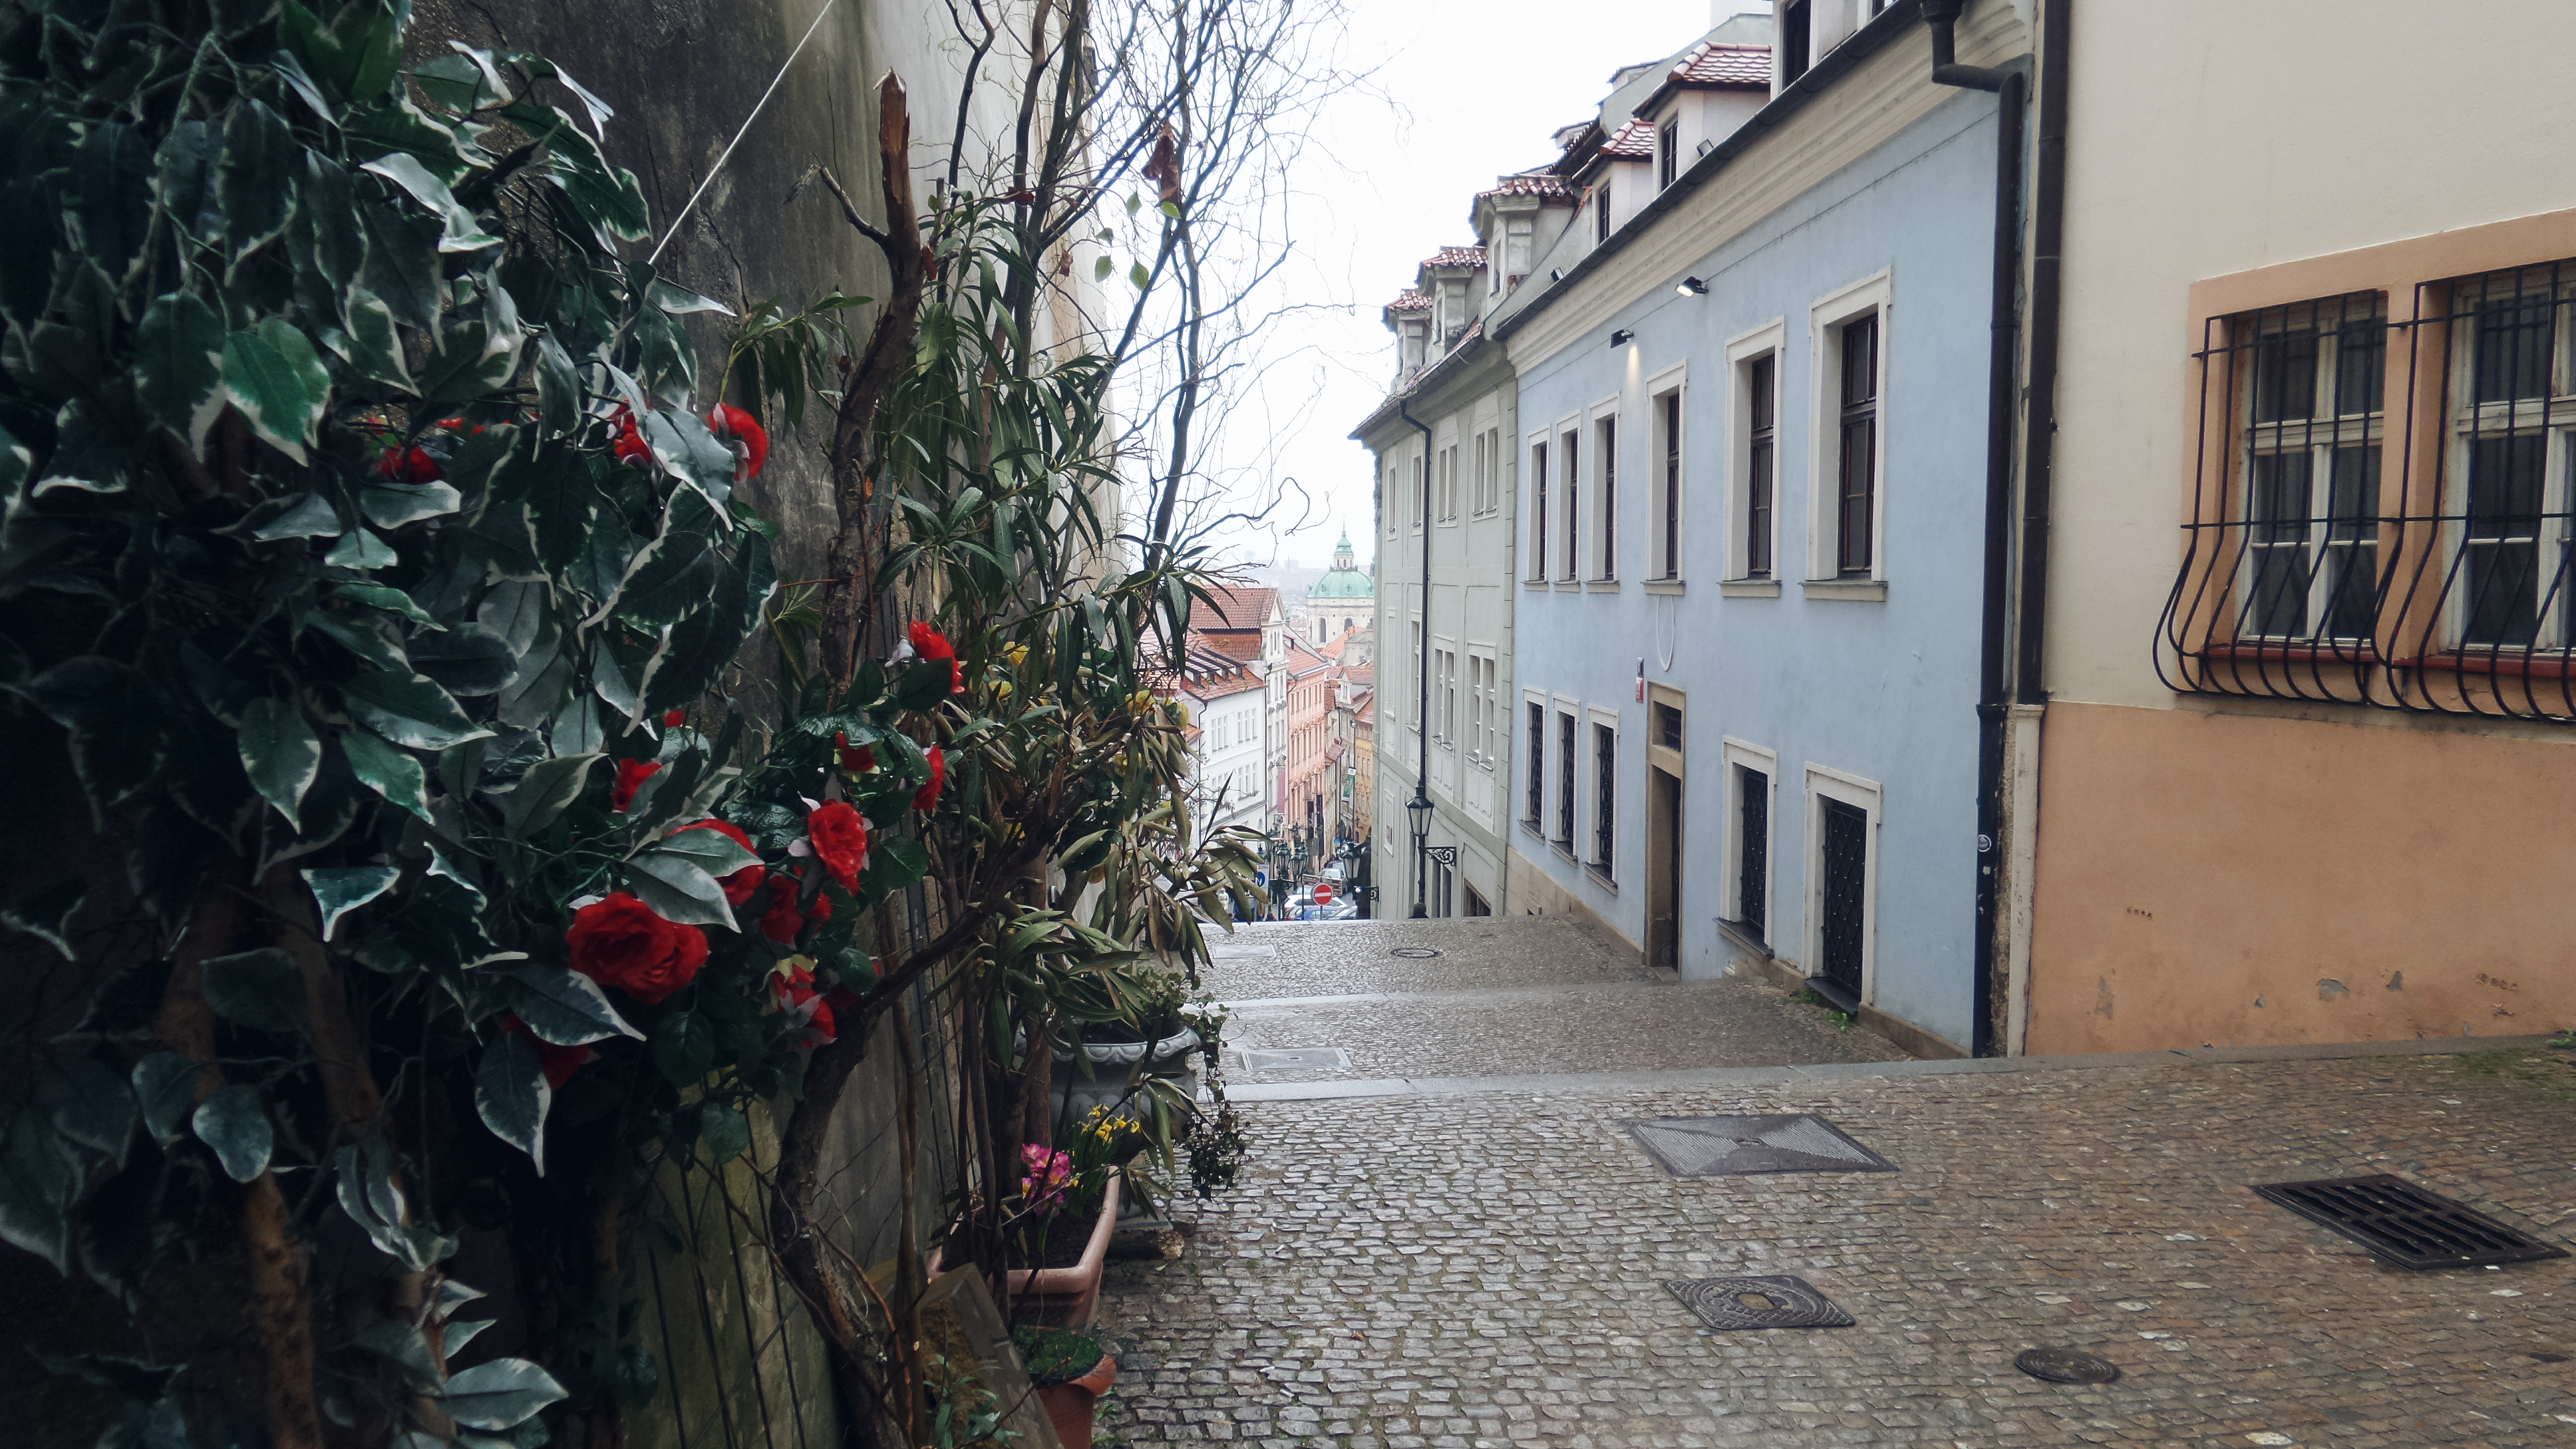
[1715,916,1772,959]
[2200,641,2376,665]
[1583,580,1622,593]
[1551,839,1580,862]
[2397,649,2576,680]
[1719,579,1781,598]
[1643,579,1686,596]
[1802,578,1887,601]
[1585,864,1618,891]
[1522,817,1547,837]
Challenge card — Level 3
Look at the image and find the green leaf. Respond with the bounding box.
[192,1085,273,1182]
[650,1012,714,1086]
[1129,260,1150,289]
[439,1359,568,1431]
[131,1055,202,1144]
[222,320,330,461]
[698,1103,749,1167]
[303,864,401,941]
[216,100,298,262]
[342,285,414,391]
[409,624,517,697]
[503,964,641,1046]
[341,727,431,821]
[1093,254,1114,282]
[501,753,597,838]
[357,193,444,332]
[341,669,488,750]
[474,1034,551,1175]
[359,480,463,529]
[238,698,323,825]
[249,492,345,542]
[646,280,732,317]
[325,527,399,570]
[637,409,737,511]
[134,293,227,450]
[201,949,305,1035]
[1,880,84,961]
[0,1107,75,1271]
[645,824,761,880]
[352,1320,445,1393]
[625,851,734,930]
[19,658,169,825]
[332,582,441,628]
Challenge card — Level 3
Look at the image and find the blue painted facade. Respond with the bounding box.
[1505,91,2009,1050]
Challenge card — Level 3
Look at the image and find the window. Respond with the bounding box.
[1651,383,1684,579]
[1434,647,1457,748]
[1436,441,1459,522]
[1726,757,1771,942]
[1589,716,1617,878]
[1595,412,1619,579]
[1528,439,1550,580]
[1810,276,1889,583]
[1411,447,1425,530]
[1803,764,1880,1007]
[1835,315,1879,576]
[1559,425,1582,580]
[1474,426,1502,515]
[1409,622,1422,733]
[1525,698,1546,826]
[1468,654,1497,766]
[1554,708,1577,849]
[1779,0,1811,86]
[1657,118,1679,191]
[1594,183,1610,244]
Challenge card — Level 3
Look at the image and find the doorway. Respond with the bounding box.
[1644,685,1686,972]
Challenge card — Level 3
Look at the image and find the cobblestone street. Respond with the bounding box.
[1098,919,2576,1449]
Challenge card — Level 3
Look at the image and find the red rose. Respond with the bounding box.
[610,407,652,467]
[498,1014,594,1089]
[663,709,688,727]
[758,877,805,945]
[611,758,661,812]
[379,444,442,483]
[805,801,867,892]
[807,889,832,923]
[908,621,963,694]
[771,962,835,1043]
[708,403,770,481]
[914,745,946,812]
[566,893,708,1005]
[671,818,766,905]
[834,730,875,774]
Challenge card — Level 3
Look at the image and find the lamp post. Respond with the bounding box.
[1406,786,1432,918]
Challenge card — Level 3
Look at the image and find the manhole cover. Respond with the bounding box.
[2523,1351,2570,1364]
[2251,1175,2569,1270]
[2015,1347,2120,1384]
[1237,1047,1350,1072]
[1666,1276,1853,1330]
[1625,1115,1896,1176]
[1389,947,1442,959]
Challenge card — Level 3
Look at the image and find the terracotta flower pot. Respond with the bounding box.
[1037,1354,1117,1449]
[929,1175,1123,1326]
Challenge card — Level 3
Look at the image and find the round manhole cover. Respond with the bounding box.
[2015,1347,2120,1385]
[1389,947,1443,959]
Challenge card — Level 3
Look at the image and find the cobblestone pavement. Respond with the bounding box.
[1096,923,2576,1448]
[1204,920,1910,1082]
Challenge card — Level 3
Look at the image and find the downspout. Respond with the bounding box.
[2017,0,2069,707]
[1396,395,1436,919]
[1920,0,2017,1057]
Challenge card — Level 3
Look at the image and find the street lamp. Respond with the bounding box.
[1406,786,1433,918]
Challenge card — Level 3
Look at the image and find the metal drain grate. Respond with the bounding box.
[1666,1276,1853,1330]
[2251,1175,2569,1270]
[2015,1347,2121,1385]
[1388,947,1443,959]
[1235,1047,1350,1072]
[1626,1114,1896,1176]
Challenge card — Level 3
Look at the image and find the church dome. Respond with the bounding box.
[1308,531,1374,600]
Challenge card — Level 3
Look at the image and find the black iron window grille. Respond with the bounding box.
[1747,353,1776,579]
[1528,441,1548,579]
[2158,263,2576,722]
[1597,415,1618,578]
[1733,763,1768,940]
[1592,720,1616,876]
[1661,391,1684,579]
[1817,797,1868,999]
[1555,711,1577,848]
[1526,700,1546,827]
[1836,316,1879,577]
[1560,428,1582,580]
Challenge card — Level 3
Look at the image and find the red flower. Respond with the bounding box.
[834,731,876,774]
[611,758,661,812]
[498,1014,593,1089]
[913,745,946,812]
[758,878,806,945]
[611,407,652,467]
[807,889,833,923]
[908,621,963,695]
[771,962,835,1043]
[379,444,442,483]
[566,892,708,1005]
[805,800,867,892]
[671,818,767,905]
[708,404,770,481]
[663,709,688,727]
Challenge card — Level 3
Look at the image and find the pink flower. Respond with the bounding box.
[1019,1144,1073,1213]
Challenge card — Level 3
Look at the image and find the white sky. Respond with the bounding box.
[1196,0,1760,574]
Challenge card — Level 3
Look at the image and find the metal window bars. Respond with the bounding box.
[2157,262,2576,723]
[1593,720,1616,873]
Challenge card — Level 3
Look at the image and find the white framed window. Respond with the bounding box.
[2235,292,2387,642]
[1433,644,1458,749]
[1725,319,1787,581]
[1557,420,1582,581]
[1593,182,1610,245]
[1591,399,1621,581]
[1657,116,1680,191]
[1802,763,1881,1005]
[1552,698,1580,850]
[1719,738,1777,945]
[1385,458,1399,539]
[1808,271,1892,582]
[1527,433,1551,581]
[1435,438,1459,523]
[1409,443,1426,532]
[1584,704,1619,880]
[1465,649,1498,767]
[1648,364,1687,580]
[1522,689,1548,828]
[1473,425,1502,516]
[1408,618,1422,734]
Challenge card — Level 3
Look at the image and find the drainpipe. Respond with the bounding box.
[1396,395,1436,919]
[1924,0,2020,1057]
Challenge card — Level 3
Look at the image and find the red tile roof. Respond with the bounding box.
[1420,245,1487,270]
[1476,174,1577,204]
[1669,42,1771,87]
[1197,583,1279,630]
[1602,118,1655,160]
[1383,289,1432,315]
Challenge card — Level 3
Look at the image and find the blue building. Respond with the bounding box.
[1490,0,2039,1056]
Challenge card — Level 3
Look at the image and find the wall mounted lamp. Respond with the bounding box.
[1608,328,1634,348]
[1675,276,1708,297]
[1549,268,1565,282]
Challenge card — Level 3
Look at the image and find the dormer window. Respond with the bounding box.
[1779,0,1811,86]
[1658,117,1680,190]
[1594,184,1610,244]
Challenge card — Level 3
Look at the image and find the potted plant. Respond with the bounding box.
[1012,1326,1119,1449]
[1054,969,1203,1121]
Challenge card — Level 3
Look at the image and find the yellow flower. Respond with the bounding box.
[1005,644,1030,667]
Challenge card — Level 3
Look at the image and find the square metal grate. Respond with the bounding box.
[1234,1047,1350,1072]
[2251,1174,2569,1271]
[1666,1275,1855,1330]
[1626,1114,1895,1176]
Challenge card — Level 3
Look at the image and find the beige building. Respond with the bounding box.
[2020,0,2576,1053]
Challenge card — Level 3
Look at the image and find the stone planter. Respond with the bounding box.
[1038,1354,1118,1449]
[1052,1026,1202,1122]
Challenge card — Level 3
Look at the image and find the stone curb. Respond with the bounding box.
[1225,1033,2564,1102]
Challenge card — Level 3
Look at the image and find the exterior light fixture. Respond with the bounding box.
[1549,268,1564,282]
[1609,328,1635,348]
[1696,138,1716,157]
[1676,276,1708,297]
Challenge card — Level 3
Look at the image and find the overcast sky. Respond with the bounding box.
[1191,0,1761,574]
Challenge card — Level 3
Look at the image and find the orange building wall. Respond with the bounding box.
[2025,702,2576,1054]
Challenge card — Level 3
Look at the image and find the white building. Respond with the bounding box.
[1163,641,1269,845]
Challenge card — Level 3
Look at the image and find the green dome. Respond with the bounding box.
[1309,531,1374,599]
